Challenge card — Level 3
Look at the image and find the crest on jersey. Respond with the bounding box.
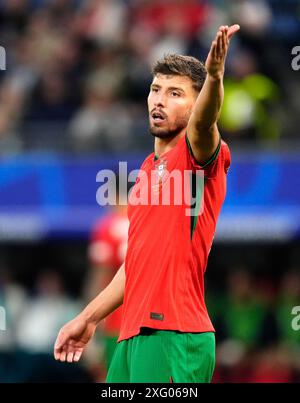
[156,159,167,179]
[152,158,168,194]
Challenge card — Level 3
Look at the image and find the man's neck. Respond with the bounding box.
[154,130,185,159]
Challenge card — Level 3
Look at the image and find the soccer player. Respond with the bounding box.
[54,24,240,383]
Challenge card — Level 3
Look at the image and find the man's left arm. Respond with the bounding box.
[187,24,240,165]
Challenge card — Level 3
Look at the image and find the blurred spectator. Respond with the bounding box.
[221,268,268,346]
[275,269,300,348]
[68,66,133,152]
[227,0,272,38]
[211,266,300,382]
[0,265,27,352]
[249,345,294,383]
[130,0,209,39]
[75,0,128,47]
[15,268,81,353]
[220,49,280,141]
[129,0,210,63]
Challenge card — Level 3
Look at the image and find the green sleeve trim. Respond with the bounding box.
[190,172,204,239]
[185,134,221,169]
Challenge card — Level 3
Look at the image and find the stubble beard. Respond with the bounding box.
[148,116,190,139]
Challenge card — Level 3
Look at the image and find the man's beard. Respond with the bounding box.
[148,117,189,139]
[148,126,182,139]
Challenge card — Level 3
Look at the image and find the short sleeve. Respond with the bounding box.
[223,141,231,175]
[185,134,230,179]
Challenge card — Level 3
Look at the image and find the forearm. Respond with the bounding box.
[189,74,224,133]
[189,24,240,137]
[80,262,125,325]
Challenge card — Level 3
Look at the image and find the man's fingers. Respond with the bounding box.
[221,27,227,55]
[211,40,218,59]
[54,335,65,360]
[60,349,67,362]
[54,349,61,360]
[74,350,83,362]
[218,24,240,40]
[54,330,68,351]
[225,26,229,46]
[228,24,240,39]
[67,352,74,363]
[216,32,223,58]
[224,26,229,47]
[215,26,229,59]
[54,343,83,363]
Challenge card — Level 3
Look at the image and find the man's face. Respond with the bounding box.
[148,74,198,139]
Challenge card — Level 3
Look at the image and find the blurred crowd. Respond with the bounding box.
[0,0,299,154]
[0,259,300,382]
[208,268,300,382]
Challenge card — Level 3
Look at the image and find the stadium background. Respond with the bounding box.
[0,0,300,383]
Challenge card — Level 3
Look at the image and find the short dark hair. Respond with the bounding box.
[152,54,207,93]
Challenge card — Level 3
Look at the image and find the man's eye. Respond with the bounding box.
[171,91,180,97]
[152,88,158,92]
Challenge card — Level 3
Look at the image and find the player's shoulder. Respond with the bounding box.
[220,139,230,158]
[220,139,231,174]
[140,151,155,169]
[220,138,230,151]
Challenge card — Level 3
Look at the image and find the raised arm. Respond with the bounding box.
[187,24,240,165]
[54,262,125,363]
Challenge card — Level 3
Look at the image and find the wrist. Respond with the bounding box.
[207,71,224,82]
[80,307,100,326]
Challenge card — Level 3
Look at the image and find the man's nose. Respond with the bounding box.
[154,93,166,108]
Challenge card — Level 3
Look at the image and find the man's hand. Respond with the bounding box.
[54,314,97,363]
[187,24,240,164]
[205,25,240,80]
[54,263,125,364]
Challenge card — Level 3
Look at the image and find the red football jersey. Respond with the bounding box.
[89,210,129,334]
[118,134,230,342]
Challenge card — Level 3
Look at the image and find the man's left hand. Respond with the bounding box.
[205,24,240,80]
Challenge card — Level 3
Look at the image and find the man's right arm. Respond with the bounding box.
[81,262,125,325]
[54,263,125,363]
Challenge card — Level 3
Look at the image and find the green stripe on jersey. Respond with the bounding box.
[190,172,204,239]
[185,134,221,168]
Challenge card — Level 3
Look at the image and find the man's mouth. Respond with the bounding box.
[151,110,167,123]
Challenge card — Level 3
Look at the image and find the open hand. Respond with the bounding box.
[54,315,97,363]
[205,24,240,79]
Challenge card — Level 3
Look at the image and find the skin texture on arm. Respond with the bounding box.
[83,264,115,301]
[81,262,125,324]
[53,262,125,363]
[187,24,240,165]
